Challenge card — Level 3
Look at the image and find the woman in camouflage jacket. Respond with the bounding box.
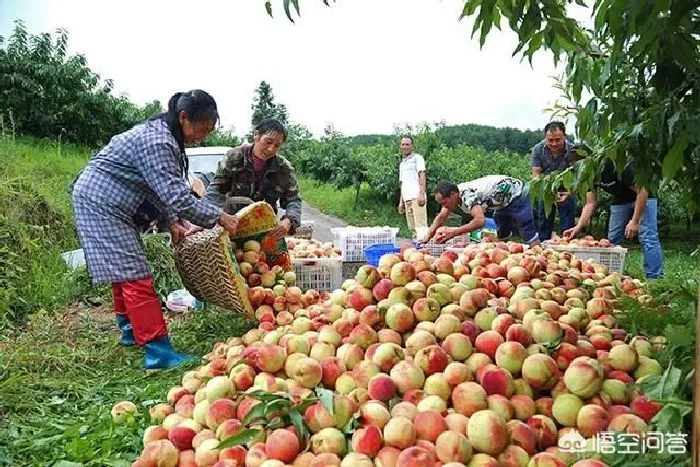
[205,119,302,240]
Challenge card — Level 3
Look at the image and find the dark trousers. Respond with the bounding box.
[535,196,576,241]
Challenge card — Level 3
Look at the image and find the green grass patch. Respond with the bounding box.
[0,306,254,466]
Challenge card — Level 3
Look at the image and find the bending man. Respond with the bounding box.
[423,175,540,245]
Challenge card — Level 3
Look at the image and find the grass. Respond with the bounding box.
[0,305,254,466]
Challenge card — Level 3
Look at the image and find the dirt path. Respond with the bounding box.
[297,201,411,244]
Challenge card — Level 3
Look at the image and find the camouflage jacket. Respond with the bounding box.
[205,144,302,233]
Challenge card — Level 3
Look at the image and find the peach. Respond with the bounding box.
[390,261,417,286]
[563,357,604,398]
[355,265,381,289]
[290,357,323,389]
[266,428,300,463]
[551,394,584,427]
[452,382,488,416]
[481,367,515,397]
[389,360,425,394]
[634,356,663,380]
[528,452,565,466]
[413,297,441,322]
[246,443,268,467]
[311,427,346,456]
[444,362,472,386]
[629,394,662,424]
[576,404,610,438]
[534,397,554,418]
[531,319,562,346]
[168,425,197,451]
[360,400,391,429]
[415,345,450,375]
[216,419,242,441]
[383,416,416,450]
[255,344,287,373]
[390,401,417,421]
[336,343,364,370]
[507,420,537,455]
[474,308,499,332]
[372,278,394,301]
[474,330,504,360]
[424,373,452,400]
[444,413,469,435]
[607,413,649,435]
[505,323,533,347]
[526,414,558,451]
[191,429,216,450]
[310,452,341,467]
[367,374,397,402]
[495,341,528,375]
[510,394,536,421]
[491,313,516,336]
[139,439,179,466]
[371,343,405,372]
[442,333,473,361]
[396,446,434,466]
[414,410,448,442]
[205,399,237,430]
[195,438,221,466]
[143,425,169,446]
[351,425,383,458]
[467,410,509,456]
[374,446,401,467]
[600,379,629,405]
[347,287,374,311]
[608,344,639,372]
[497,445,530,466]
[405,281,428,301]
[405,330,437,356]
[521,354,560,390]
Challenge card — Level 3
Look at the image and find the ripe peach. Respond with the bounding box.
[414,410,448,442]
[389,360,425,394]
[563,357,604,398]
[575,404,610,437]
[551,394,584,427]
[521,354,560,390]
[139,439,179,466]
[452,381,488,416]
[526,414,558,451]
[467,410,508,456]
[367,374,397,402]
[383,416,416,450]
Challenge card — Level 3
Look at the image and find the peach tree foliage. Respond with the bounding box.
[265,0,700,215]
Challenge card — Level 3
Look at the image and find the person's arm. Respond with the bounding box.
[417,156,427,206]
[625,186,648,238]
[423,207,451,242]
[277,171,302,238]
[454,205,486,236]
[563,191,597,239]
[531,145,543,179]
[135,138,222,229]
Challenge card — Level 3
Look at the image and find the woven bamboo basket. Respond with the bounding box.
[173,226,254,319]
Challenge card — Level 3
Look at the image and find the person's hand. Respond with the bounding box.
[398,202,405,214]
[563,225,582,241]
[169,220,188,245]
[418,192,426,207]
[434,227,456,244]
[556,192,570,204]
[270,218,292,241]
[218,212,239,236]
[625,219,639,239]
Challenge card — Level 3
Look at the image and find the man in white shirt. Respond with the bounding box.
[423,175,540,245]
[398,136,428,236]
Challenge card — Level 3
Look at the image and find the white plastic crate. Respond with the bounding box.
[545,244,628,274]
[331,226,400,262]
[417,235,472,257]
[292,258,343,292]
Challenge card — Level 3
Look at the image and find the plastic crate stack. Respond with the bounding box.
[292,258,343,292]
[331,226,400,262]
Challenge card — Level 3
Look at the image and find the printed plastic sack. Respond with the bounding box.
[231,201,292,271]
[166,289,197,313]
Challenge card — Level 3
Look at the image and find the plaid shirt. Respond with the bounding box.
[72,118,222,284]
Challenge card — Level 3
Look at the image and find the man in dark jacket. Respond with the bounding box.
[564,158,664,279]
[206,119,302,239]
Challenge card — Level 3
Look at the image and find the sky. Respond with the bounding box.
[0,0,587,138]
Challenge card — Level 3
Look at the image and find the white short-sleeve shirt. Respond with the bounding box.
[399,153,426,201]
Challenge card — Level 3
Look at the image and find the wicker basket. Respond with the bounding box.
[173,226,254,319]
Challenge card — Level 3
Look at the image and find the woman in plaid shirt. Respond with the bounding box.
[72,90,238,370]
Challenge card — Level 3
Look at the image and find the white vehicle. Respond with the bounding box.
[185,146,232,189]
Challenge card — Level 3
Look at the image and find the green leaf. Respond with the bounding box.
[291,0,300,15]
[287,409,309,448]
[316,387,334,415]
[217,428,262,450]
[662,132,688,179]
[646,363,682,400]
[283,0,295,22]
[242,402,266,426]
[265,1,272,17]
[265,398,293,418]
[663,324,693,348]
[651,404,690,434]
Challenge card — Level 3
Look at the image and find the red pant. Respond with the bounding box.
[112,278,168,346]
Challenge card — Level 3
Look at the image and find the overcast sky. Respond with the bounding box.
[1,0,586,138]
